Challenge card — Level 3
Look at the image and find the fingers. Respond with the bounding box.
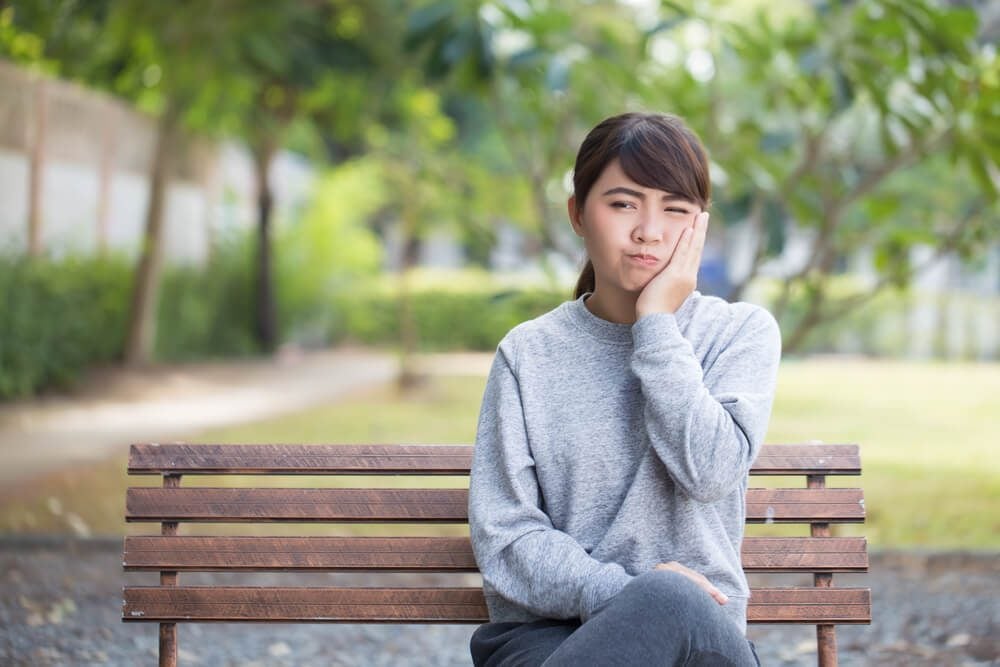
[665,227,689,266]
[639,211,709,315]
[706,582,729,605]
[689,568,728,605]
[685,212,709,273]
[695,211,709,247]
[654,561,728,605]
[667,212,708,272]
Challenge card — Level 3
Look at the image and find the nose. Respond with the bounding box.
[632,209,666,245]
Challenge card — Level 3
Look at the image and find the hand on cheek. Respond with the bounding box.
[635,211,709,319]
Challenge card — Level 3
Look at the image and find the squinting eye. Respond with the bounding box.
[666,207,690,214]
[611,201,636,209]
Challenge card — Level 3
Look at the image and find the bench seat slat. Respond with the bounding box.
[739,537,869,570]
[123,536,869,572]
[125,487,865,523]
[746,488,865,523]
[751,444,861,475]
[127,443,860,476]
[122,586,871,624]
[125,488,471,523]
[124,536,477,571]
[128,444,476,476]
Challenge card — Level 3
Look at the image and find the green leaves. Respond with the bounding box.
[405,3,493,82]
[3,0,996,358]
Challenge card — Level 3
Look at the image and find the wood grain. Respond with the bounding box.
[128,443,861,476]
[123,536,869,573]
[122,586,871,624]
[125,487,864,523]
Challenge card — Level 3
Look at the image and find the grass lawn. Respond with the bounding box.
[1,358,997,549]
[747,357,999,549]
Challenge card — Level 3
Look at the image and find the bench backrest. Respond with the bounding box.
[122,443,870,666]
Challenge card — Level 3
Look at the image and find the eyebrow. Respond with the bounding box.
[600,186,689,202]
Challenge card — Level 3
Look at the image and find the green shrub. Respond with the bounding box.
[274,159,385,347]
[326,280,569,351]
[0,232,263,398]
[155,232,258,361]
[11,242,992,401]
[0,251,131,398]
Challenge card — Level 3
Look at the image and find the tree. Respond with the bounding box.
[406,0,648,281]
[1,1,384,360]
[632,0,998,352]
[1,1,275,363]
[372,83,463,389]
[409,0,999,353]
[223,2,377,353]
[0,1,102,257]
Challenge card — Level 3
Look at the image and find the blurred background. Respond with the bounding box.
[0,0,997,665]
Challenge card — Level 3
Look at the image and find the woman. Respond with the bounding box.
[467,111,780,666]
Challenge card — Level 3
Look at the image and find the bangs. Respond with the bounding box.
[616,121,709,208]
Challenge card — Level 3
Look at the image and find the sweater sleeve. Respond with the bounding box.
[629,306,781,503]
[468,343,635,623]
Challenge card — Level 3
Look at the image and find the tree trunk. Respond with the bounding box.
[124,104,179,366]
[396,192,426,393]
[779,279,828,356]
[27,79,47,257]
[96,101,118,254]
[200,145,220,264]
[253,141,278,354]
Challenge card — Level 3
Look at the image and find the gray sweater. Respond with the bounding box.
[468,289,781,635]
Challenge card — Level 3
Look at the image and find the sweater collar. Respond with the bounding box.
[565,290,701,345]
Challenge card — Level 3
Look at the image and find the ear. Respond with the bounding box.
[567,195,584,237]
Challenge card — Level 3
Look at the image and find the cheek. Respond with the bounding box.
[583,236,607,264]
[582,220,616,252]
[593,233,626,262]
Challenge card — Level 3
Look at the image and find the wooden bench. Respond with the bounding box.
[122,442,870,667]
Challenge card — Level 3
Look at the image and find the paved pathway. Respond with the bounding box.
[0,346,495,489]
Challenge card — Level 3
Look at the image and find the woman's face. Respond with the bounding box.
[568,158,702,294]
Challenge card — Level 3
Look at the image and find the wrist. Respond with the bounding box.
[636,305,675,321]
[635,308,669,322]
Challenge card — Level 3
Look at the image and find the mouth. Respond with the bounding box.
[627,254,659,266]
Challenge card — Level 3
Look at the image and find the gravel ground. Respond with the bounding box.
[0,539,996,666]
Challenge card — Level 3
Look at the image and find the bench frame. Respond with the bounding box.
[122,443,870,667]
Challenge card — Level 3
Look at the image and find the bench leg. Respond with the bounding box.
[808,476,840,667]
[817,624,837,667]
[159,474,182,667]
[159,622,177,667]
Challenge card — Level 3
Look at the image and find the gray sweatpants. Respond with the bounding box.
[470,569,761,666]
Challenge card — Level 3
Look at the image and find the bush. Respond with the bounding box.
[326,275,570,351]
[7,245,994,402]
[0,251,131,398]
[155,232,259,361]
[0,231,263,398]
[274,159,385,347]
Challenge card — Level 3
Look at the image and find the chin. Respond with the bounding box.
[621,276,653,292]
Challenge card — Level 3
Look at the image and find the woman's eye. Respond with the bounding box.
[666,207,690,214]
[611,201,636,209]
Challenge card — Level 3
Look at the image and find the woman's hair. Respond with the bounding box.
[571,111,711,299]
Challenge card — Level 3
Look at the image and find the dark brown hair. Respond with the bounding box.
[571,112,711,298]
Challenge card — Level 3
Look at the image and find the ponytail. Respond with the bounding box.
[573,259,595,299]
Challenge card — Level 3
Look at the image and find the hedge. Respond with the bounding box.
[3,252,994,400]
[0,252,131,398]
[0,252,571,399]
